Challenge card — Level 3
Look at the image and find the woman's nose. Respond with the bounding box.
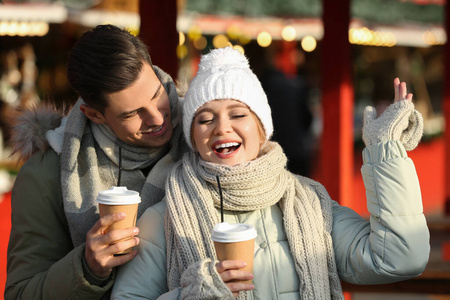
[213,117,232,135]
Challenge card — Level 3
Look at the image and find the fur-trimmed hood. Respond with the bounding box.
[10,103,66,162]
[10,79,188,163]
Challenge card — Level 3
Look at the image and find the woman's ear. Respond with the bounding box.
[80,104,105,124]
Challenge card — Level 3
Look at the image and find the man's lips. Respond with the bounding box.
[141,122,166,137]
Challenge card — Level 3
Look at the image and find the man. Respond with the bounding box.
[5,25,186,300]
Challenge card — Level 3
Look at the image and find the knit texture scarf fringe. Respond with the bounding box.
[165,142,344,299]
[61,66,184,247]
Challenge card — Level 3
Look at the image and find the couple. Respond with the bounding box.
[6,25,429,300]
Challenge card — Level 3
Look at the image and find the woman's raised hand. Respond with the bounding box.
[394,77,413,103]
[362,78,420,148]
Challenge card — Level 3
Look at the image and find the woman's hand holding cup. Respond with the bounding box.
[216,260,254,297]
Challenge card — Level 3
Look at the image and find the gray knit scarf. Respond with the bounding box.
[165,142,344,300]
[61,66,185,247]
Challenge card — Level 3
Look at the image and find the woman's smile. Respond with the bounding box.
[192,99,264,166]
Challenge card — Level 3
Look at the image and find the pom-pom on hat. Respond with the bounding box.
[183,47,273,149]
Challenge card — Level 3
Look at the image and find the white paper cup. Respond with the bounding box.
[211,222,257,283]
[97,186,141,254]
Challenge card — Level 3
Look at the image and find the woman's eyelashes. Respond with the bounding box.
[197,113,247,125]
[197,115,214,124]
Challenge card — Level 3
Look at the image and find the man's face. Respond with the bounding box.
[99,63,173,148]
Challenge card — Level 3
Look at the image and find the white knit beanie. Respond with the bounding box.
[183,47,273,149]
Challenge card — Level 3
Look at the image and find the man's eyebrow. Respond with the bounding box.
[152,83,163,100]
[117,84,163,118]
[118,108,139,118]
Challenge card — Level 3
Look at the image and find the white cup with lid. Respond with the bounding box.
[97,186,141,254]
[211,222,257,283]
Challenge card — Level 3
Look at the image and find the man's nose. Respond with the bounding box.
[142,106,164,126]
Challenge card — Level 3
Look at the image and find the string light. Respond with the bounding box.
[0,21,49,36]
[423,30,445,45]
[349,27,396,47]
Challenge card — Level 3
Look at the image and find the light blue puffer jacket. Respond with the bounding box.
[111,140,430,299]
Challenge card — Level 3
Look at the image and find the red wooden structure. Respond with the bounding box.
[139,0,179,80]
[320,0,354,206]
[444,3,450,215]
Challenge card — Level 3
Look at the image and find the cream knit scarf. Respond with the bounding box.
[165,142,344,299]
[61,66,185,247]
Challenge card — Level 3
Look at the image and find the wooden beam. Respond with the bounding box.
[444,2,450,215]
[320,0,354,206]
[139,0,178,80]
[342,277,450,294]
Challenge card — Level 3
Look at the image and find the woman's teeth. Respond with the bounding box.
[215,142,240,154]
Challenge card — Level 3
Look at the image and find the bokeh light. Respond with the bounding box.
[193,36,207,50]
[176,44,188,59]
[0,21,49,36]
[232,45,245,55]
[239,32,252,45]
[349,27,396,47]
[227,24,241,40]
[281,25,296,42]
[187,25,202,41]
[179,31,185,46]
[257,31,272,47]
[301,35,317,52]
[213,34,230,48]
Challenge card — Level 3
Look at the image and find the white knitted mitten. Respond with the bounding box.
[180,258,234,300]
[362,100,423,150]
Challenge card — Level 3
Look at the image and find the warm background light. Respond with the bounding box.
[349,27,396,47]
[213,34,230,48]
[0,21,49,36]
[187,25,202,41]
[281,25,296,42]
[179,31,185,45]
[257,31,272,47]
[227,24,241,40]
[176,44,188,59]
[193,36,207,50]
[232,45,245,54]
[301,35,317,52]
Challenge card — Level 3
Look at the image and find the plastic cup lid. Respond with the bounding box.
[96,186,141,205]
[211,222,257,243]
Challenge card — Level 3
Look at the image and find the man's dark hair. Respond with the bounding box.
[67,24,152,113]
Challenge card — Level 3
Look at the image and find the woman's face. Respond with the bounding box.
[192,99,265,166]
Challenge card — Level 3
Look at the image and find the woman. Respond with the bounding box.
[112,47,429,299]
